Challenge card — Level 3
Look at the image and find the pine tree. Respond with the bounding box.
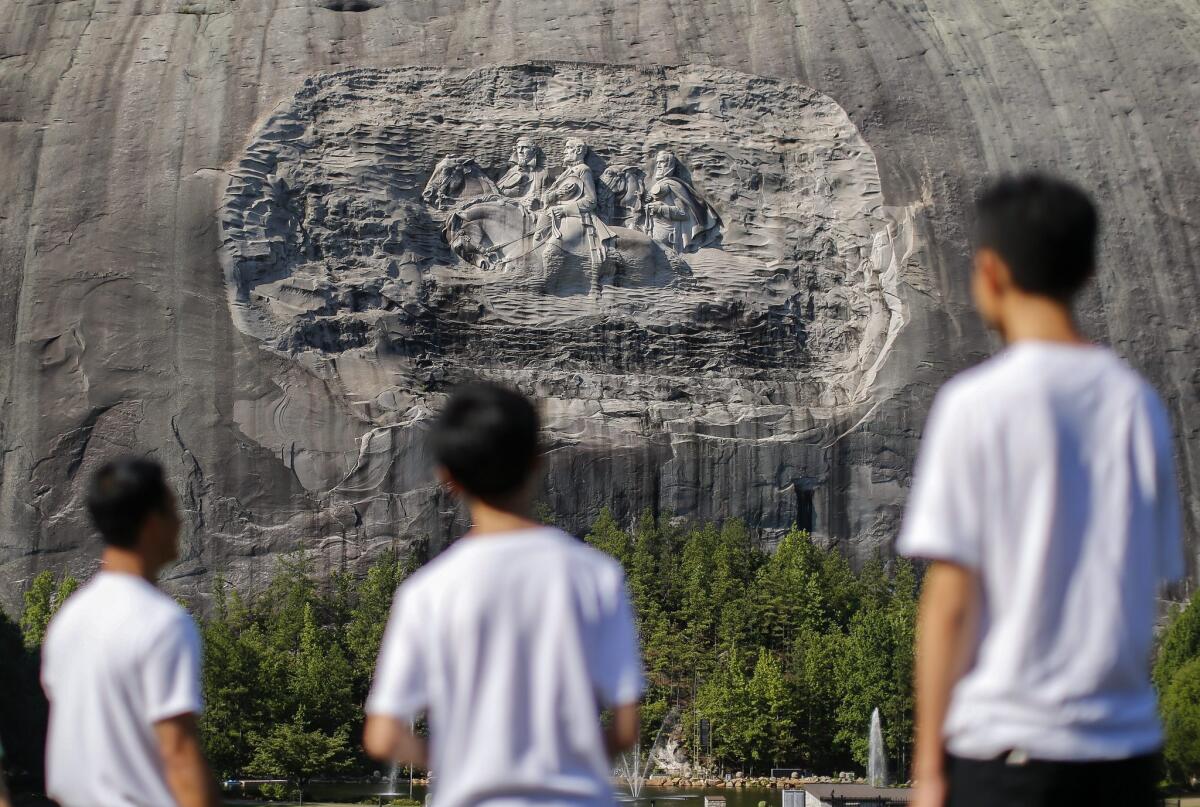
[247,708,350,799]
[19,570,57,649]
[345,549,411,696]
[747,647,795,767]
[200,582,263,777]
[293,602,355,734]
[584,508,632,568]
[791,625,849,771]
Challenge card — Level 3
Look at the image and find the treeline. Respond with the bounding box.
[1155,590,1200,786]
[195,513,922,780]
[0,571,79,783]
[583,512,917,775]
[7,514,1200,791]
[198,549,422,792]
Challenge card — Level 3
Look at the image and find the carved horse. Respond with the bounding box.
[422,156,500,209]
[597,165,648,230]
[444,197,688,296]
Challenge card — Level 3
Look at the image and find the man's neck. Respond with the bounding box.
[1000,294,1087,346]
[100,547,159,584]
[464,498,540,537]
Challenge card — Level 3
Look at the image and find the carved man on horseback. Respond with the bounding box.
[421,137,716,295]
[529,138,616,268]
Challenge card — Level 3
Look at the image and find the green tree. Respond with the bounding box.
[834,558,917,772]
[293,602,355,733]
[19,570,79,649]
[247,708,350,798]
[695,647,759,768]
[753,529,830,650]
[200,583,265,777]
[584,508,632,568]
[345,549,412,694]
[1155,593,1200,694]
[1162,656,1200,784]
[747,647,795,767]
[791,626,849,771]
[20,571,57,649]
[54,575,80,608]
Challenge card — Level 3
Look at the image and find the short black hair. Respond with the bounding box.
[975,173,1099,300]
[86,458,172,548]
[430,382,541,503]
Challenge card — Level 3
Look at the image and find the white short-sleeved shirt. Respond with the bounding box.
[42,572,203,807]
[898,341,1184,761]
[367,528,644,807]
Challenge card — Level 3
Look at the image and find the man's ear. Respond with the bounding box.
[975,247,1012,295]
[436,465,461,495]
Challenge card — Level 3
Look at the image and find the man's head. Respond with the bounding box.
[86,458,180,570]
[430,382,541,511]
[512,137,540,169]
[972,174,1098,329]
[654,151,678,180]
[563,138,588,165]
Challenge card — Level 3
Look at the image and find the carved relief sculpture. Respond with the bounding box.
[496,137,548,202]
[425,138,723,288]
[641,150,722,252]
[531,138,616,267]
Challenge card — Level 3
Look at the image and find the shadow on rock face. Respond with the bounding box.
[319,0,382,10]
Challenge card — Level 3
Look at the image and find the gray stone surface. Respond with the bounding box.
[1,0,1197,608]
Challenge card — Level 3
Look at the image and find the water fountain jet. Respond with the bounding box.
[867,707,888,788]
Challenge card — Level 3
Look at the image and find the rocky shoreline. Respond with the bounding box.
[392,773,903,791]
[642,773,899,789]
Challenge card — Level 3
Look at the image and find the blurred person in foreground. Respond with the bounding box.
[900,174,1183,807]
[0,740,11,807]
[364,382,644,807]
[41,458,219,807]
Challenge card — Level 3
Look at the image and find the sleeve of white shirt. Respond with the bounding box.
[896,386,983,569]
[365,586,428,720]
[142,612,204,723]
[1149,392,1185,583]
[591,569,645,708]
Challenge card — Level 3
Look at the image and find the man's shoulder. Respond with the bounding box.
[924,356,1012,426]
[45,576,195,664]
[406,528,624,591]
[933,345,1164,426]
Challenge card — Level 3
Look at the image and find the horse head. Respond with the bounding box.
[422,156,498,209]
[442,198,531,271]
[598,165,646,226]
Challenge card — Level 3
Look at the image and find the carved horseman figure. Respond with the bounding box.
[642,150,722,252]
[532,138,615,266]
[496,137,548,202]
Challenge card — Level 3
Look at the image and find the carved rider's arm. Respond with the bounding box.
[662,199,689,221]
[648,184,689,221]
[496,169,521,192]
[575,169,599,214]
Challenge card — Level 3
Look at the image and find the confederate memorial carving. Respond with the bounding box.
[218,63,917,542]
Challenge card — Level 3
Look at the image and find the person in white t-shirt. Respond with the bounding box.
[41,458,220,807]
[900,175,1184,807]
[364,382,644,807]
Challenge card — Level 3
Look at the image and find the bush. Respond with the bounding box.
[1163,656,1200,784]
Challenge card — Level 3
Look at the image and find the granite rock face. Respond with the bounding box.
[0,1,1197,607]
